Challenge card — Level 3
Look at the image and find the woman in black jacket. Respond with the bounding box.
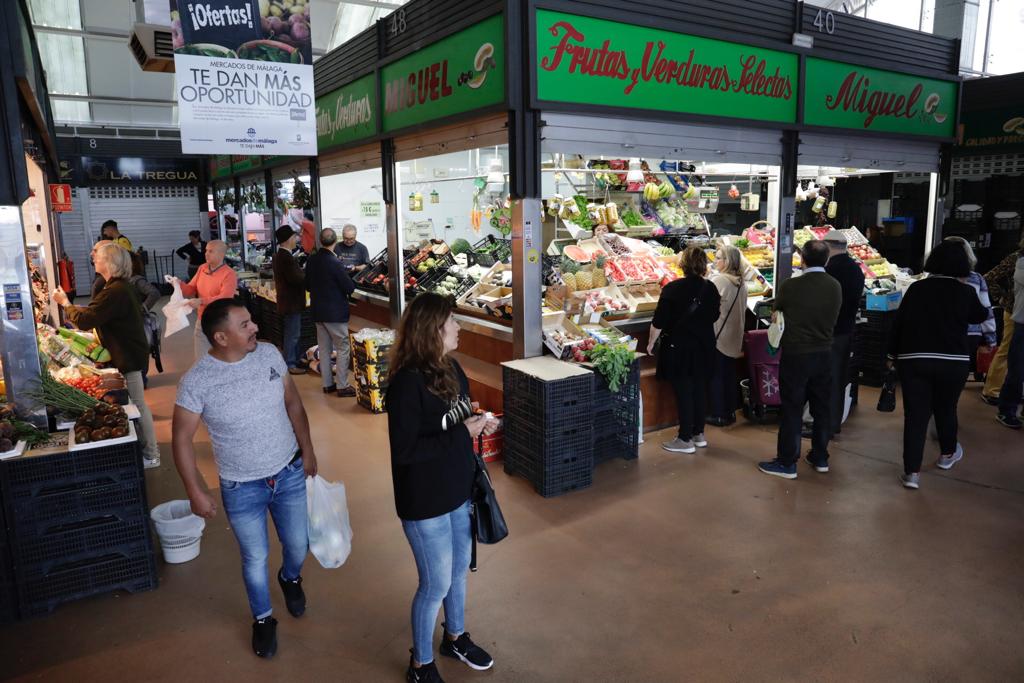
[888,241,989,489]
[387,293,499,683]
[648,246,721,453]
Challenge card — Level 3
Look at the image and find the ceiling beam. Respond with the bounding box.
[51,94,176,106]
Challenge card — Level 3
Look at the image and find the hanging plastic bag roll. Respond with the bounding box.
[161,275,191,338]
[306,474,353,569]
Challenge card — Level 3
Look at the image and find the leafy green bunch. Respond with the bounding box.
[585,343,635,392]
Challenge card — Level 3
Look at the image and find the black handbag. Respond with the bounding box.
[877,368,897,412]
[469,444,508,571]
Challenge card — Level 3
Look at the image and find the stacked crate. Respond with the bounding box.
[350,333,392,414]
[591,361,640,464]
[0,501,16,624]
[502,358,594,497]
[257,296,317,355]
[853,309,897,387]
[0,439,157,618]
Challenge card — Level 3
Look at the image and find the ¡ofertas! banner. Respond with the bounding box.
[170,0,317,156]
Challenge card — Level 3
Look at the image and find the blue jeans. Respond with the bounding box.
[282,312,303,368]
[998,322,1024,417]
[220,456,308,620]
[401,499,472,665]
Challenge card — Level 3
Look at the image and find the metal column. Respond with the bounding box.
[0,205,46,428]
[381,139,404,328]
[774,130,799,288]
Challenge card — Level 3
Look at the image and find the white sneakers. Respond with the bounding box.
[662,438,696,454]
[693,434,708,448]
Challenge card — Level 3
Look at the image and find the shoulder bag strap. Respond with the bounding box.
[715,281,743,342]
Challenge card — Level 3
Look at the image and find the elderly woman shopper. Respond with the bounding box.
[387,293,499,683]
[888,240,989,489]
[52,242,161,469]
[945,237,997,380]
[707,245,747,427]
[648,246,721,454]
[173,240,237,359]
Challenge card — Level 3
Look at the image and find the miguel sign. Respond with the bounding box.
[535,10,798,124]
[381,14,504,133]
[803,58,957,137]
[316,73,376,151]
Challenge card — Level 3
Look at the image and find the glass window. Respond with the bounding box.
[37,33,88,96]
[985,0,1024,75]
[50,98,90,123]
[866,0,924,30]
[27,0,82,30]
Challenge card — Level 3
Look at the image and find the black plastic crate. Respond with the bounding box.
[593,405,640,438]
[472,236,512,266]
[591,362,641,407]
[594,429,640,464]
[502,365,594,432]
[504,414,593,458]
[11,509,151,571]
[2,442,142,497]
[503,442,592,498]
[17,551,157,618]
[6,475,145,535]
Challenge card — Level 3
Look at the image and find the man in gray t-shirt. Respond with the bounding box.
[172,298,318,659]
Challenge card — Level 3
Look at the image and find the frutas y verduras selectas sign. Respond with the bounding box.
[317,73,376,151]
[171,0,316,156]
[381,14,504,133]
[959,109,1024,150]
[534,10,798,124]
[803,58,957,137]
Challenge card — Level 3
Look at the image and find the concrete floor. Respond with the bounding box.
[2,320,1023,682]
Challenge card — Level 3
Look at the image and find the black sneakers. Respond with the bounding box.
[252,616,278,658]
[440,630,494,671]
[277,569,306,617]
[406,656,445,683]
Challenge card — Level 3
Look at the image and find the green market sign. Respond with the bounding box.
[317,73,377,151]
[803,58,957,137]
[210,155,232,179]
[535,10,798,124]
[381,14,505,133]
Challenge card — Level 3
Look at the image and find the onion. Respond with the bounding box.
[290,20,310,42]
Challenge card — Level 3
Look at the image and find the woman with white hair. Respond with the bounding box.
[52,242,161,469]
[945,236,997,380]
[707,245,747,426]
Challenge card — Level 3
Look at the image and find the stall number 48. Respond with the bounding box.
[814,9,837,35]
[389,10,407,37]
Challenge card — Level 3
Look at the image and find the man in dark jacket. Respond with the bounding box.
[813,230,865,438]
[305,229,357,397]
[272,226,308,374]
[758,240,842,480]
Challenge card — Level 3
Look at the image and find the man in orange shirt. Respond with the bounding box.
[173,240,238,358]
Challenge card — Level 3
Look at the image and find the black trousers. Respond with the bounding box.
[708,349,738,421]
[672,368,708,441]
[829,333,853,435]
[777,350,832,466]
[898,359,968,474]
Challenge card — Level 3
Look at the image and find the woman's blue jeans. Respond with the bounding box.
[220,456,308,620]
[401,499,472,665]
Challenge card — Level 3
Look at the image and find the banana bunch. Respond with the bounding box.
[643,182,673,201]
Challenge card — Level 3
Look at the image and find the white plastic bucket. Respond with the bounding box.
[150,500,206,564]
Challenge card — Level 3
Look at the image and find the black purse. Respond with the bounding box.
[877,368,897,412]
[469,444,508,571]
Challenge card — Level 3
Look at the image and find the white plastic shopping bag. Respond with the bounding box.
[767,310,785,352]
[162,275,191,338]
[306,475,353,569]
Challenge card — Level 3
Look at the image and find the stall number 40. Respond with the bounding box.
[813,9,837,35]
[389,10,407,37]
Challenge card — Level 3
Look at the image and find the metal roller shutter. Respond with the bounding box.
[84,185,203,281]
[952,153,1024,181]
[798,133,940,174]
[57,187,92,296]
[540,114,784,166]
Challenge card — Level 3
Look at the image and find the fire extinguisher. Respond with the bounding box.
[58,256,76,296]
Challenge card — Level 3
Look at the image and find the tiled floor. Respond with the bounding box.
[2,318,1023,681]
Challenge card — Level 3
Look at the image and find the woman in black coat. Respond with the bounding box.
[648,246,721,453]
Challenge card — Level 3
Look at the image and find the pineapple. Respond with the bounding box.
[576,267,594,291]
[593,255,608,287]
[560,256,579,293]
